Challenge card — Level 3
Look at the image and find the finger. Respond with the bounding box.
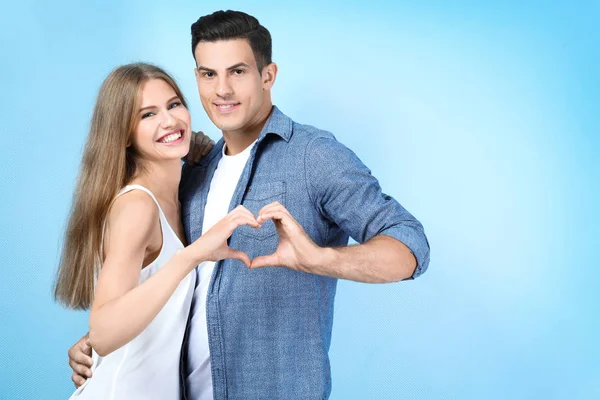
[69,359,93,378]
[226,248,251,267]
[258,201,284,215]
[70,345,93,367]
[232,204,251,214]
[250,253,280,269]
[238,209,259,222]
[181,132,196,163]
[256,210,293,226]
[229,206,253,218]
[229,207,261,227]
[195,131,206,144]
[190,133,203,164]
[232,215,261,229]
[258,202,294,219]
[193,135,207,162]
[82,338,92,355]
[192,131,212,159]
[204,140,215,157]
[192,131,207,164]
[189,130,198,152]
[230,208,260,224]
[264,204,291,216]
[197,136,209,158]
[72,372,87,388]
[200,135,215,157]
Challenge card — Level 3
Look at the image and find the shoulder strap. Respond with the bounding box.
[116,184,161,210]
[95,185,167,283]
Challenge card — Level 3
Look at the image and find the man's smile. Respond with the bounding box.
[214,101,241,113]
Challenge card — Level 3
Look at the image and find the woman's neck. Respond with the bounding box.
[129,159,182,206]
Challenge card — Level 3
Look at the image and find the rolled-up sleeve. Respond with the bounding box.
[304,136,430,278]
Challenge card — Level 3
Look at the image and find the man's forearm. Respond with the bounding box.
[312,235,417,283]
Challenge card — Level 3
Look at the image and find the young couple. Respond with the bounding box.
[55,10,430,400]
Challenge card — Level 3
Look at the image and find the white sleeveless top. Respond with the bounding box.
[70,185,196,400]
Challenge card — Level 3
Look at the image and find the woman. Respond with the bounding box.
[53,63,258,399]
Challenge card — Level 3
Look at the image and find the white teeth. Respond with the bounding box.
[159,132,182,143]
[218,104,234,109]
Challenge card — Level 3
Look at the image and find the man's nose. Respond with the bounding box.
[216,76,233,97]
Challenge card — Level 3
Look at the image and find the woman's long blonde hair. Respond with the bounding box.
[53,63,188,310]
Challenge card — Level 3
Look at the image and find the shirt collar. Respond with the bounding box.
[257,105,292,143]
[191,105,292,168]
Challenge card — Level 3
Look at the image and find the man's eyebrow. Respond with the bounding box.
[196,65,215,72]
[196,62,252,72]
[226,62,251,70]
[138,96,180,113]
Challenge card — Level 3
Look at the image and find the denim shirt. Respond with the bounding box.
[179,106,430,400]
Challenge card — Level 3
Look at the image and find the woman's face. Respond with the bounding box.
[130,78,191,163]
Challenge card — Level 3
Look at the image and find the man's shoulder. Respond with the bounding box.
[270,106,337,146]
[287,120,354,162]
[290,120,336,143]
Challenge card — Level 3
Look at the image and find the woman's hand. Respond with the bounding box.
[183,205,260,267]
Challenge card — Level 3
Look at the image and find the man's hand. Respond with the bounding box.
[250,202,416,282]
[251,202,324,273]
[184,131,215,166]
[68,333,93,388]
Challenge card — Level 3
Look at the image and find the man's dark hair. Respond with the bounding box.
[191,10,272,72]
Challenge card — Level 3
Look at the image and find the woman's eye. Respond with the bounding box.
[169,102,181,109]
[141,112,154,119]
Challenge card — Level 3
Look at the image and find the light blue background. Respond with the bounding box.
[1,1,598,399]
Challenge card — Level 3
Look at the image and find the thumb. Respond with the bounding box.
[82,338,92,356]
[250,253,280,269]
[226,249,251,268]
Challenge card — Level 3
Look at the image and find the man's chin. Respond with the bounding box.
[214,120,244,133]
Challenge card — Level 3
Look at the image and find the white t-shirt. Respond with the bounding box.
[185,140,256,400]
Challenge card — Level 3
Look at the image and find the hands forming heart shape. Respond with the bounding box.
[186,202,321,272]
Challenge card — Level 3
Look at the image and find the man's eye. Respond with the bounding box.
[141,112,154,119]
[233,69,244,75]
[202,72,214,78]
[169,102,181,109]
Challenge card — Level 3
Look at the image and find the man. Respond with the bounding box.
[68,10,430,399]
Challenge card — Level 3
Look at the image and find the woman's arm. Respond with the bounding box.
[88,191,258,356]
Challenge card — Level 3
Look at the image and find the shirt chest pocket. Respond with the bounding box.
[238,181,286,239]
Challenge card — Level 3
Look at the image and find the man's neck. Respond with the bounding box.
[222,105,273,155]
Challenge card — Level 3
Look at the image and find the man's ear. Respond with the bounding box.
[262,62,278,90]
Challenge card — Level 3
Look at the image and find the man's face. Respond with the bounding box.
[194,39,268,134]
